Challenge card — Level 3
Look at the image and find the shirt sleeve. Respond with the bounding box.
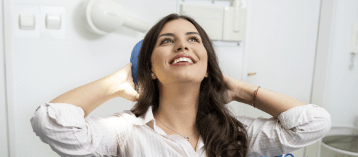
[236,104,332,157]
[30,102,131,157]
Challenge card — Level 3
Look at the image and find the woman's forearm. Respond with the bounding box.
[235,81,307,118]
[49,74,117,117]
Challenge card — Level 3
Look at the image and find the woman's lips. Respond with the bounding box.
[171,62,194,66]
[170,54,196,64]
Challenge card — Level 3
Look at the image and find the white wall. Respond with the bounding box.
[0,0,10,156]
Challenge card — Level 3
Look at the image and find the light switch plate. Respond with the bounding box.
[40,6,66,39]
[12,4,40,38]
[19,14,35,30]
[46,13,61,29]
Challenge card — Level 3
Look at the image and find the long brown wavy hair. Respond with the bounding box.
[130,13,248,157]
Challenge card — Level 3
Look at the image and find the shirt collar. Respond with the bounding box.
[122,105,205,151]
[121,105,155,126]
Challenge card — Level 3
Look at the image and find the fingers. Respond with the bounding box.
[121,63,131,71]
[119,83,140,102]
[120,63,132,72]
[134,93,139,101]
[118,63,132,81]
[125,62,132,72]
[127,63,134,78]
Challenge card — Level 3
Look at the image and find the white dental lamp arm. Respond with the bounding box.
[83,0,148,34]
[123,15,148,33]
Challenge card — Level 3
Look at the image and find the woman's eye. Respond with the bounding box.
[160,37,199,45]
[162,39,173,44]
[188,37,199,42]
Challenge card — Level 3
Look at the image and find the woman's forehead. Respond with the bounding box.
[159,19,199,35]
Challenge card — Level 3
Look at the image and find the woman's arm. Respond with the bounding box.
[234,80,307,118]
[31,63,138,156]
[49,74,114,117]
[31,103,123,156]
[50,63,139,117]
[224,75,331,156]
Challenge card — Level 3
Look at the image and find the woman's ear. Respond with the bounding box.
[151,67,157,79]
[151,72,157,80]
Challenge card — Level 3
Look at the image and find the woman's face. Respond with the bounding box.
[151,19,208,85]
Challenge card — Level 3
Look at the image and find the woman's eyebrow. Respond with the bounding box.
[158,32,200,38]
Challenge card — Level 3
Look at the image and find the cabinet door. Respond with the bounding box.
[241,0,321,157]
[215,41,245,118]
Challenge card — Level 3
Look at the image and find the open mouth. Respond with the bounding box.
[169,54,196,65]
[170,60,195,66]
[170,58,193,64]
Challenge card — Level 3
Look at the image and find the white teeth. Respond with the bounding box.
[172,57,193,64]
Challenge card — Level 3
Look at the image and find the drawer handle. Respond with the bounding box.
[247,72,256,76]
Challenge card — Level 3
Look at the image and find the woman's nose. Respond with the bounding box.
[175,46,188,52]
[174,40,188,52]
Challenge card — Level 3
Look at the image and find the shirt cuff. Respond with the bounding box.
[277,104,322,130]
[47,102,87,128]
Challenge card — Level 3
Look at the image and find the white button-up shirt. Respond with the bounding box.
[30,102,331,157]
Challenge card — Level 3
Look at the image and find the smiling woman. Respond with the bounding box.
[30,12,331,157]
[131,14,248,157]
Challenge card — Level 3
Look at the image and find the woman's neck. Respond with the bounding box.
[153,81,200,135]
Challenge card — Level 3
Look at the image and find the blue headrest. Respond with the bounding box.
[130,40,143,90]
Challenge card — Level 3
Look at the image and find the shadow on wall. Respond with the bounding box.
[72,1,142,40]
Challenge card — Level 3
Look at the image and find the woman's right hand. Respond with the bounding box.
[107,63,139,102]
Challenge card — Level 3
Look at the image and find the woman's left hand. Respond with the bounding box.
[223,74,243,104]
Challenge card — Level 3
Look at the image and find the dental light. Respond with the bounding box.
[83,0,148,34]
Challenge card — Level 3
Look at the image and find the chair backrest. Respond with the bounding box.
[130,40,143,91]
